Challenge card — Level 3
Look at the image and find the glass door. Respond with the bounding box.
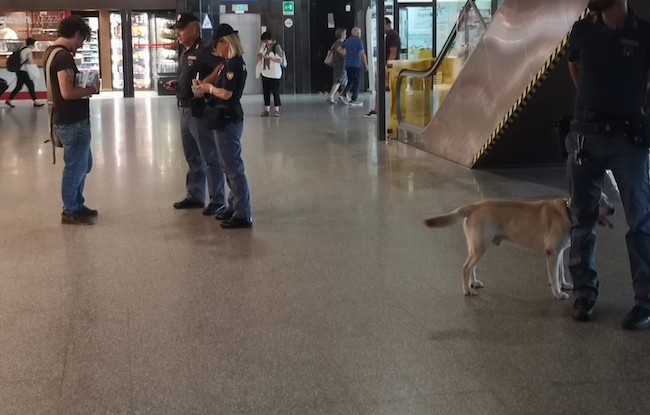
[109,12,153,91]
[398,6,434,60]
[132,12,151,90]
[435,0,494,55]
[109,12,124,89]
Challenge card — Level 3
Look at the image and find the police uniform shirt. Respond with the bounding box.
[215,55,247,110]
[568,10,650,115]
[177,39,223,100]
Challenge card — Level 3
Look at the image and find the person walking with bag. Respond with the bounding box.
[44,16,100,225]
[164,13,227,217]
[5,38,44,108]
[257,31,284,117]
[193,24,252,229]
[326,28,347,104]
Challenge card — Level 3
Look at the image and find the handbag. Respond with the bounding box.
[26,63,40,80]
[324,50,334,67]
[255,60,263,79]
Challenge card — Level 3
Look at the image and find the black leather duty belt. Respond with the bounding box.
[573,110,639,123]
[570,120,630,135]
[178,99,192,108]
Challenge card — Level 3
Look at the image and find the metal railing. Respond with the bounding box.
[395,0,490,135]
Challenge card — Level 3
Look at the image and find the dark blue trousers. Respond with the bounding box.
[566,131,650,308]
[343,67,361,102]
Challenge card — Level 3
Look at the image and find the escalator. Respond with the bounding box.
[395,0,589,168]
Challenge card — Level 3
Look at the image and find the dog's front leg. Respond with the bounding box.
[470,267,484,289]
[462,259,479,296]
[545,250,569,300]
[559,251,573,290]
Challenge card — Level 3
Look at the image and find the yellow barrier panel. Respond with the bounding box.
[386,58,435,139]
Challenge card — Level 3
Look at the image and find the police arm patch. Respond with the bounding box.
[226,72,235,80]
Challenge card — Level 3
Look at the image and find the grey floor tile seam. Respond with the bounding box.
[235,399,364,415]
[340,258,488,403]
[55,301,75,415]
[127,300,135,415]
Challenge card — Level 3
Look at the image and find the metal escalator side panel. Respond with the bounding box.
[472,36,572,165]
[398,0,589,168]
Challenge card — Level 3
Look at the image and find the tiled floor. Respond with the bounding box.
[0,94,648,414]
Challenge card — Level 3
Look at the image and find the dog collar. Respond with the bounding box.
[565,199,572,218]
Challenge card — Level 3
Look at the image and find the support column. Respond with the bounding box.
[121,10,135,98]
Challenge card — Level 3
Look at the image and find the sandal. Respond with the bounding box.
[260,110,270,117]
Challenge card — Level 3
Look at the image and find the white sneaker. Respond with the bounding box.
[338,95,349,104]
[349,101,363,107]
[326,97,335,104]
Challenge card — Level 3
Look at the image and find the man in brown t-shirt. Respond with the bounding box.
[44,15,100,225]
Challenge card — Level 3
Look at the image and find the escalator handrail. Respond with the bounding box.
[395,0,483,132]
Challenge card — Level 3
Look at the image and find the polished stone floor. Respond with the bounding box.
[0,94,648,415]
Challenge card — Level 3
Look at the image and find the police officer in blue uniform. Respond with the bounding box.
[165,13,226,216]
[567,0,650,330]
[194,24,252,229]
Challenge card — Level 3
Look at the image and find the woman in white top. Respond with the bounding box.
[6,38,43,107]
[257,31,283,117]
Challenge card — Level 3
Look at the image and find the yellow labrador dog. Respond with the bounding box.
[424,195,615,300]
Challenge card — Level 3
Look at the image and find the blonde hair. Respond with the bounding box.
[222,33,244,58]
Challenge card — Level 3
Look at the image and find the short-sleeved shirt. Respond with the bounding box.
[386,29,401,61]
[177,38,223,100]
[342,36,365,68]
[43,45,89,125]
[214,55,246,120]
[330,39,345,65]
[19,46,32,71]
[568,10,650,115]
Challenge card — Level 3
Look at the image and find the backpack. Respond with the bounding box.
[272,43,288,68]
[7,47,27,73]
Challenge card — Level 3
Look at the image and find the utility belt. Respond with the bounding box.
[177,99,193,108]
[570,111,650,148]
[204,103,244,131]
[570,120,631,135]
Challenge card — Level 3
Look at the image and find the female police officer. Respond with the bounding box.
[567,0,650,329]
[193,24,252,229]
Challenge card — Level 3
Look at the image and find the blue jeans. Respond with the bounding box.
[214,122,251,219]
[55,119,92,214]
[566,132,650,308]
[180,107,226,207]
[343,67,361,101]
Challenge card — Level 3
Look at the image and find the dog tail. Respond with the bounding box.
[424,205,473,228]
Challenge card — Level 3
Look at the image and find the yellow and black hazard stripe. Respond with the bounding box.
[472,10,590,166]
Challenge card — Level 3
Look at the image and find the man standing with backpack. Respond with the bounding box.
[44,16,100,225]
[5,38,44,108]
